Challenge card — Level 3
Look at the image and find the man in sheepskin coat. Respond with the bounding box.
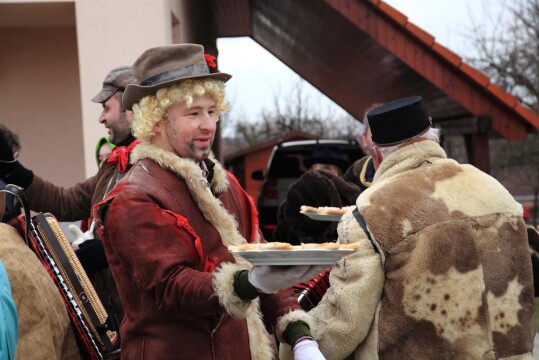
[94,44,325,360]
[280,96,535,360]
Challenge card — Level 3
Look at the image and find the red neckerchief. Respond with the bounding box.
[107,139,141,172]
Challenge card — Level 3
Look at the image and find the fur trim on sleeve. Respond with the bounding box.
[212,261,253,318]
[276,310,318,360]
[274,309,318,344]
[213,261,275,360]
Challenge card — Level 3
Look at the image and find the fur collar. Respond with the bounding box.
[374,140,447,183]
[131,143,255,248]
[131,143,229,193]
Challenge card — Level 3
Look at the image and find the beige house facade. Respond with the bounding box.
[0,0,202,185]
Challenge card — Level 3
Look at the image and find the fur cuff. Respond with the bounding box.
[275,309,317,344]
[213,262,253,318]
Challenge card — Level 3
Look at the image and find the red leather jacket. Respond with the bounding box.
[95,144,302,360]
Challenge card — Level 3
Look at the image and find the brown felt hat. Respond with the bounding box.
[123,44,231,110]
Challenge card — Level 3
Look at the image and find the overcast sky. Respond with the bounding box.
[217,0,503,122]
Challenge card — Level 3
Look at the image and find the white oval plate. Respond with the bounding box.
[230,249,356,265]
[300,211,342,222]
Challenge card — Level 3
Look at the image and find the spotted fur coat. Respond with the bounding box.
[280,140,535,360]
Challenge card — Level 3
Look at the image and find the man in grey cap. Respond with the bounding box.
[92,66,138,146]
[0,66,139,331]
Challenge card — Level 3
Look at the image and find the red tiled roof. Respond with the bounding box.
[373,0,539,129]
[213,0,539,142]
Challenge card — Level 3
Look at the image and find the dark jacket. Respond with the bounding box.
[274,170,361,245]
[21,138,137,321]
[528,225,539,297]
[342,155,374,192]
[25,163,115,218]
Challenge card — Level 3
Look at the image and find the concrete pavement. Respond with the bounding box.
[534,333,539,360]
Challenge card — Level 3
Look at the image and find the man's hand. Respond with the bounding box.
[69,225,94,249]
[0,131,33,188]
[247,264,328,294]
[293,339,326,360]
[75,239,109,274]
[0,131,15,163]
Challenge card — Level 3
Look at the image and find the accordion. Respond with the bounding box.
[293,269,331,311]
[2,184,120,360]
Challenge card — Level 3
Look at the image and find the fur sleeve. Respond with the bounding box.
[289,212,384,360]
[212,261,252,318]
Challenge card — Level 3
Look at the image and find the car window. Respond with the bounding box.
[268,153,305,178]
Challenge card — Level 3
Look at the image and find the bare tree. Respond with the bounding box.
[465,0,539,224]
[222,80,360,149]
[468,0,538,112]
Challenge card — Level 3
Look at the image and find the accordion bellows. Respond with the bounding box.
[2,184,120,360]
[293,269,331,311]
[18,213,120,360]
[40,216,117,341]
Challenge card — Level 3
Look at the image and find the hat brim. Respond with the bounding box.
[303,157,349,171]
[91,87,118,104]
[122,72,232,110]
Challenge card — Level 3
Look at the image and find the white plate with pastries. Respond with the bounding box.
[299,205,356,222]
[228,242,359,266]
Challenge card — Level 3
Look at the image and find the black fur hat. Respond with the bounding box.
[367,96,432,147]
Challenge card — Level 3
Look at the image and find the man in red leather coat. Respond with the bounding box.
[94,44,326,359]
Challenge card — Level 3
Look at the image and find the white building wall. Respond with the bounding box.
[75,0,173,176]
[0,0,177,184]
[0,26,84,187]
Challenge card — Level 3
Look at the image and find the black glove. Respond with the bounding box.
[0,130,33,188]
[75,239,109,274]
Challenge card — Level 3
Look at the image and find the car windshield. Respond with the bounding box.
[267,151,309,178]
[267,143,362,178]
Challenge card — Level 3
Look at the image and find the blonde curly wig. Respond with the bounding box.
[131,79,229,142]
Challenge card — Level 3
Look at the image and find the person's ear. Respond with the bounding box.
[372,146,382,169]
[360,133,368,149]
[153,121,164,135]
[125,110,134,123]
[149,120,167,146]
